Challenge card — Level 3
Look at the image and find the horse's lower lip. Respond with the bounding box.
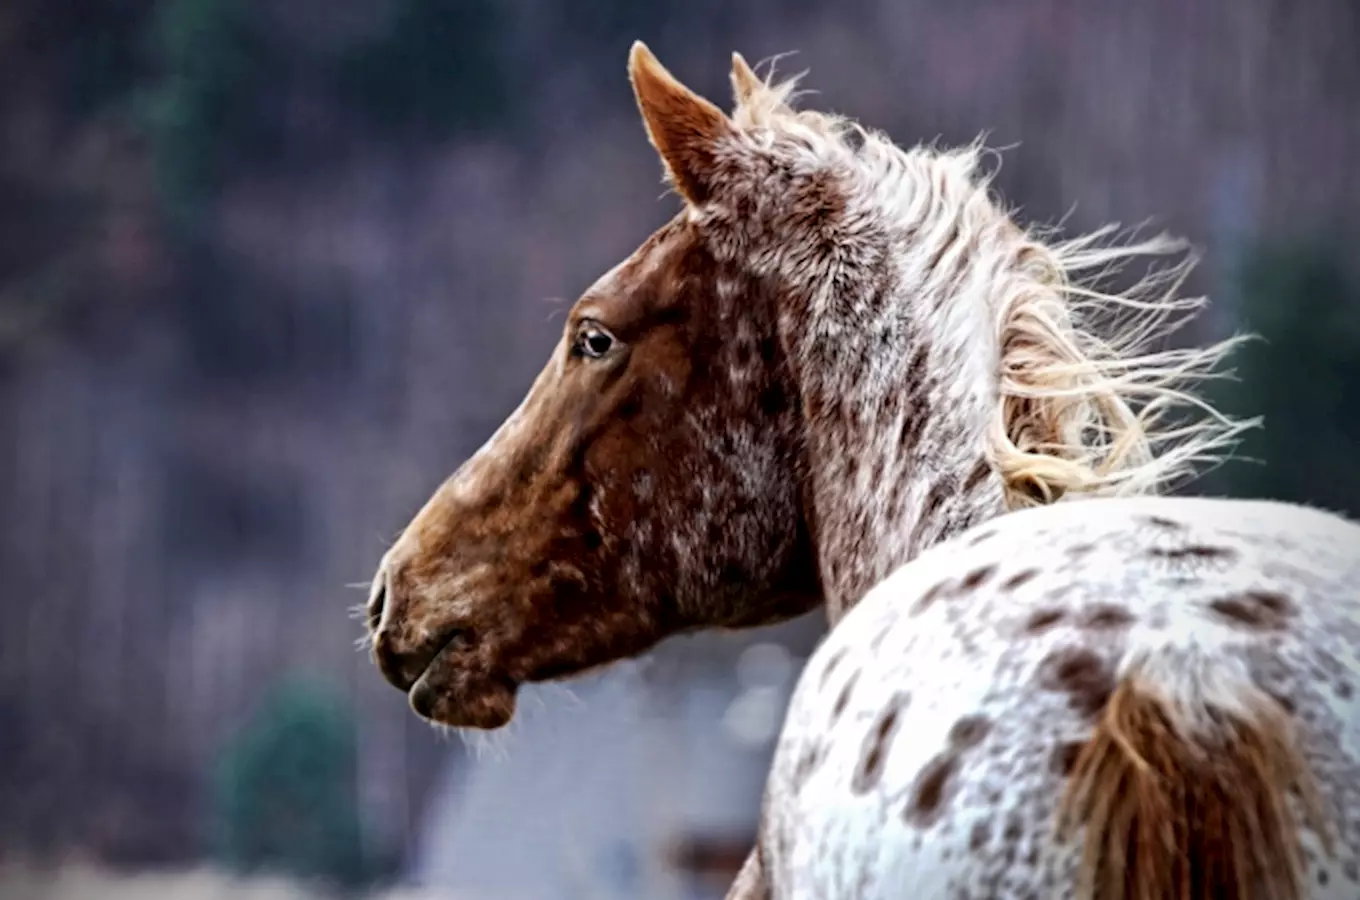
[409,677,439,718]
[407,655,519,729]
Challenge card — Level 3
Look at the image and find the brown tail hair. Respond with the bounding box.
[1056,654,1332,900]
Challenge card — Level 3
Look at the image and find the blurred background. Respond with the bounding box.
[2,2,1358,899]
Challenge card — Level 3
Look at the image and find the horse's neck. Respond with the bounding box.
[785,242,1011,622]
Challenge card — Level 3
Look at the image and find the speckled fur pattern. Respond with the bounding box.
[360,42,1359,899]
[756,497,1360,899]
[369,43,1246,719]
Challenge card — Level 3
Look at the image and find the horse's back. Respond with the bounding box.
[762,496,1360,899]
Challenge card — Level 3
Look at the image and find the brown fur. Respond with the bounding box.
[629,43,733,205]
[366,41,1249,742]
[358,42,1312,900]
[368,214,821,726]
[1056,674,1330,900]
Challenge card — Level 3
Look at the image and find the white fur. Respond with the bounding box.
[757,497,1360,898]
[661,54,1360,900]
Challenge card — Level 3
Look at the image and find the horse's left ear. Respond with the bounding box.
[628,41,734,205]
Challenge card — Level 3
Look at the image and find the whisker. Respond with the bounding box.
[457,724,512,762]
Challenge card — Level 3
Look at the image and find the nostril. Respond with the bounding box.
[372,622,470,695]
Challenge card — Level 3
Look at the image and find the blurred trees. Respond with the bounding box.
[1,0,1359,882]
[335,0,513,141]
[1213,241,1360,516]
[144,0,286,225]
[0,1,157,354]
[144,0,518,224]
[13,0,152,119]
[212,679,390,890]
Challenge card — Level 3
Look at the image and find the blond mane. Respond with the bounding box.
[730,58,1256,510]
[989,223,1254,507]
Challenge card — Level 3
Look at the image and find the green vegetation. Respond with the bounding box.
[141,0,520,221]
[141,0,284,224]
[1213,239,1360,515]
[210,680,376,891]
[335,0,514,139]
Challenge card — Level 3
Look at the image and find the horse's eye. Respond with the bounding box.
[574,323,617,359]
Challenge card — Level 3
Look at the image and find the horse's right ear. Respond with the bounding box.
[629,41,734,205]
[730,52,763,108]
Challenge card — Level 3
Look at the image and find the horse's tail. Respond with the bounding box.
[1057,645,1331,900]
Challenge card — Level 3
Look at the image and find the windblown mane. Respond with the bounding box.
[732,62,1255,509]
[989,221,1252,507]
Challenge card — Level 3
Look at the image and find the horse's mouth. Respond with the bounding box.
[407,645,519,729]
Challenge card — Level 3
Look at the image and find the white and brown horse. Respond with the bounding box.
[365,43,1360,899]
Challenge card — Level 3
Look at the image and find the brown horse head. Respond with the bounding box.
[365,43,1247,728]
[366,46,829,728]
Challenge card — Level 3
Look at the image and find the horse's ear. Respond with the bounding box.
[628,41,733,205]
[730,52,763,108]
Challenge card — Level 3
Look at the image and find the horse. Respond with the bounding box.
[364,42,1360,899]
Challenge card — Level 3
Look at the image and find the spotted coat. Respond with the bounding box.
[359,42,1360,900]
[754,497,1360,899]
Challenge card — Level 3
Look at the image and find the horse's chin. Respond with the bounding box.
[408,657,519,730]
